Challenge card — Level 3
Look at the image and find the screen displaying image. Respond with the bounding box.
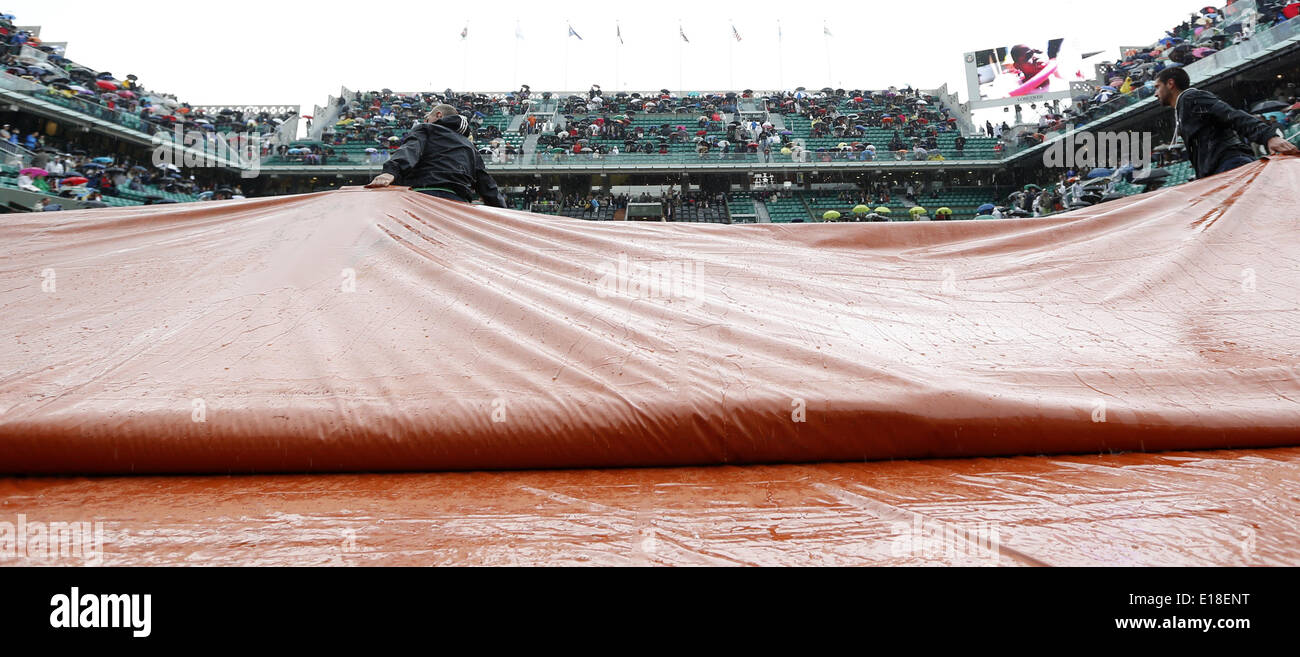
[971,38,1101,102]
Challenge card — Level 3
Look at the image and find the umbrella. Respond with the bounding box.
[1023,184,1041,191]
[1250,100,1289,114]
[852,205,870,215]
[909,206,928,215]
[976,203,996,214]
[822,211,842,221]
[20,168,49,177]
[1289,103,1300,112]
[94,79,118,91]
[92,157,115,164]
[105,167,126,174]
[62,177,89,186]
[935,207,952,215]
[875,207,892,214]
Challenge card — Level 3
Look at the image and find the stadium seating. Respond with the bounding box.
[765,195,811,223]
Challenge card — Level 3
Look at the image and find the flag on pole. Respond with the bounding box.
[732,24,742,42]
[778,20,783,42]
[460,25,468,40]
[823,24,832,37]
[515,21,524,40]
[568,23,582,40]
[617,23,623,44]
[680,25,689,43]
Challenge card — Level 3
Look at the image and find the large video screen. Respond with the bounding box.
[965,38,1103,108]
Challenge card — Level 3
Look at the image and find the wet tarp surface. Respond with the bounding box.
[3,448,1297,566]
[1,157,1298,474]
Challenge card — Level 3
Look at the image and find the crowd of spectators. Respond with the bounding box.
[1042,1,1298,131]
[315,88,523,164]
[3,129,247,209]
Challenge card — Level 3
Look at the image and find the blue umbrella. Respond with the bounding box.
[976,203,996,214]
[1088,167,1114,179]
[93,156,114,164]
[1101,86,1118,93]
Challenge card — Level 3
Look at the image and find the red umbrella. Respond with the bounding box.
[62,176,89,186]
[1290,102,1300,111]
[94,79,118,91]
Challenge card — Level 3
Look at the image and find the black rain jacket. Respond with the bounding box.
[1174,88,1281,178]
[381,116,505,207]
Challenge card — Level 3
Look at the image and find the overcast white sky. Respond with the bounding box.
[11,0,1212,117]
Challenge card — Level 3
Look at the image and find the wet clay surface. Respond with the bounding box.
[3,447,1297,566]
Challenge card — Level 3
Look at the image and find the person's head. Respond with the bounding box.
[424,104,458,123]
[1154,68,1190,106]
[1011,45,1046,78]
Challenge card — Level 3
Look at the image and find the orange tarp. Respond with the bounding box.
[1,157,1298,474]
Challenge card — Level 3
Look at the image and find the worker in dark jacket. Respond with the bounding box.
[1154,67,1298,178]
[365,104,506,207]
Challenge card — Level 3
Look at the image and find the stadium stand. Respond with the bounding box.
[2,2,1295,220]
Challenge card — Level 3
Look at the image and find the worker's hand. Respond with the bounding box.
[365,173,395,188]
[1266,136,1299,156]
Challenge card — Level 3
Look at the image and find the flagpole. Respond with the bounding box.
[514,20,519,90]
[729,29,734,90]
[678,23,684,98]
[777,20,784,91]
[564,21,570,94]
[824,26,832,88]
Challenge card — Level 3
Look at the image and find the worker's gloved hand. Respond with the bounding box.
[1266,136,1299,156]
[365,173,395,188]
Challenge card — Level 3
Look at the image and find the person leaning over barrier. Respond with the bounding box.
[365,104,506,207]
[1154,67,1299,178]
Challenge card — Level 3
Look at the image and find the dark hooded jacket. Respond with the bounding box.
[381,115,505,207]
[1174,88,1283,179]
